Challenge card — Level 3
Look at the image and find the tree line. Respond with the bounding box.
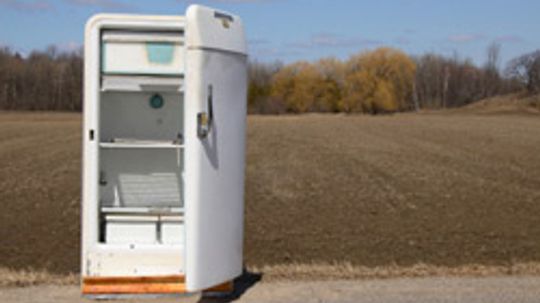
[0,45,538,113]
[0,46,82,111]
[250,44,539,114]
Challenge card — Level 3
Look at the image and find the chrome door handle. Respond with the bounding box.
[197,85,213,138]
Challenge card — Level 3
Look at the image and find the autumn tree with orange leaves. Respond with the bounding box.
[270,48,416,114]
[342,48,416,113]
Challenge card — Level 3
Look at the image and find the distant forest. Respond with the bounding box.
[0,45,539,113]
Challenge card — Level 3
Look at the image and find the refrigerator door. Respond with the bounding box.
[183,5,247,292]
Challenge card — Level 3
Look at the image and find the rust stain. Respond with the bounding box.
[206,280,234,293]
[82,275,233,295]
[83,275,186,294]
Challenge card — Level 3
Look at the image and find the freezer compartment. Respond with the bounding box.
[101,30,184,76]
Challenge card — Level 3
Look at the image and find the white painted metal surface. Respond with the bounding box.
[82,4,247,293]
[87,245,184,276]
[184,5,247,291]
[185,6,246,54]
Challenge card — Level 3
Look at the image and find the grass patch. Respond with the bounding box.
[0,268,78,287]
[251,262,540,281]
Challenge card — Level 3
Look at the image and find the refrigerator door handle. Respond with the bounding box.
[197,84,213,138]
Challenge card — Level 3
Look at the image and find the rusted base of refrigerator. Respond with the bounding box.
[82,275,233,298]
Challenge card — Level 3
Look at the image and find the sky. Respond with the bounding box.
[0,0,539,67]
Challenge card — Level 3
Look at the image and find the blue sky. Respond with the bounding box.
[0,0,538,67]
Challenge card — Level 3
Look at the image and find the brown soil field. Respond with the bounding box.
[1,108,540,280]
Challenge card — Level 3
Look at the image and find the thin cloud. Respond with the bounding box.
[0,0,52,11]
[65,0,133,9]
[448,34,484,43]
[289,33,382,49]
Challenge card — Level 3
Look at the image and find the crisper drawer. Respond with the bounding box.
[105,215,158,244]
[101,30,184,76]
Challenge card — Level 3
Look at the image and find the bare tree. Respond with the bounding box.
[506,50,540,94]
[442,65,450,108]
[486,42,501,71]
[0,46,83,111]
[0,45,526,113]
[483,42,502,97]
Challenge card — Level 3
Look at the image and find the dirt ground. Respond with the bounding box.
[245,112,540,270]
[0,110,539,278]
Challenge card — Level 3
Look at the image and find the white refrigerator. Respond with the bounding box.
[81,5,247,296]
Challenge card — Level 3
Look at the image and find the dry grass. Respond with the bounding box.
[0,267,77,287]
[4,262,540,287]
[1,101,540,285]
[454,93,540,115]
[250,262,540,282]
